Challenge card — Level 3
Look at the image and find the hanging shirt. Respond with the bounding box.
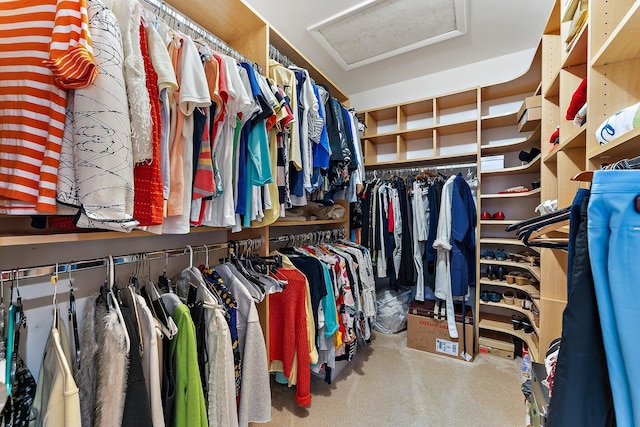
[0,0,97,214]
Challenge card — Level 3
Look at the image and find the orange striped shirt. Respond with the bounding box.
[0,0,97,214]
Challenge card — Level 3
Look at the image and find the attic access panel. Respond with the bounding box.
[308,0,467,71]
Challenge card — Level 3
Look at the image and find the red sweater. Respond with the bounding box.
[269,267,312,407]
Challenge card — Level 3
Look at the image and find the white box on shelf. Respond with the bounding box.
[481,155,504,171]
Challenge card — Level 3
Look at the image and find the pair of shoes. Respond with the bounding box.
[519,147,541,163]
[495,249,507,261]
[487,265,507,281]
[509,250,540,266]
[511,314,534,333]
[481,211,506,220]
[480,291,501,303]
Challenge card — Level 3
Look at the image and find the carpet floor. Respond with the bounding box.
[258,330,526,427]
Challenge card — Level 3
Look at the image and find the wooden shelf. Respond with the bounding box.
[363,133,397,145]
[479,278,540,299]
[271,219,346,227]
[480,188,541,199]
[436,119,477,136]
[543,125,586,163]
[481,112,518,129]
[365,152,478,169]
[479,221,524,227]
[479,237,531,247]
[481,155,540,176]
[562,23,588,69]
[479,314,539,362]
[544,69,560,99]
[588,126,640,163]
[479,259,541,282]
[480,126,541,155]
[591,2,640,67]
[0,226,229,247]
[479,301,540,335]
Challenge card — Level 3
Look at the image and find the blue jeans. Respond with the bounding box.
[588,170,640,427]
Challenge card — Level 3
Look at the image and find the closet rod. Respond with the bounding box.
[0,237,262,282]
[268,44,296,68]
[269,227,346,244]
[141,0,263,74]
[365,161,477,179]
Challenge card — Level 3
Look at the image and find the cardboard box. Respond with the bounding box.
[517,95,542,122]
[481,155,505,171]
[407,300,475,362]
[518,106,542,132]
[479,330,515,360]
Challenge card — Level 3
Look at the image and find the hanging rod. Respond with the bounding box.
[141,0,263,74]
[365,161,477,180]
[269,227,346,244]
[0,237,262,282]
[269,44,296,68]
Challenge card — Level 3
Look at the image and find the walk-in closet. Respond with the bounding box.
[0,0,637,426]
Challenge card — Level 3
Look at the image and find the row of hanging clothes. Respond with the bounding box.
[6,0,364,233]
[267,230,376,406]
[0,238,290,427]
[508,157,640,427]
[353,164,478,340]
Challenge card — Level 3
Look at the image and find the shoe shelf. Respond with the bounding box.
[479,259,541,282]
[591,1,640,67]
[479,313,540,362]
[479,278,540,299]
[480,125,541,155]
[480,188,541,199]
[479,301,540,335]
[479,221,523,227]
[481,155,541,176]
[479,237,537,248]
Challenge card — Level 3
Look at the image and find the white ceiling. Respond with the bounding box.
[244,0,555,96]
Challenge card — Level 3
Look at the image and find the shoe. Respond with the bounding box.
[498,186,530,194]
[496,266,507,281]
[481,250,496,260]
[495,249,507,261]
[492,211,506,220]
[487,265,498,281]
[518,147,542,163]
[489,291,502,303]
[481,211,491,220]
[480,291,491,302]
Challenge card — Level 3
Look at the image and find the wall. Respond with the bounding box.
[349,48,538,111]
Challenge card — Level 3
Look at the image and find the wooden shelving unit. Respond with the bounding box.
[360,44,543,359]
[479,278,541,299]
[479,314,540,362]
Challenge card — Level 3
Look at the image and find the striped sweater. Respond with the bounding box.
[0,0,97,214]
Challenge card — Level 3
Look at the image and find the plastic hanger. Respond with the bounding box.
[107,255,130,354]
[51,263,59,330]
[67,265,80,370]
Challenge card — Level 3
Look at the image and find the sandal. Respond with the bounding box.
[509,250,540,266]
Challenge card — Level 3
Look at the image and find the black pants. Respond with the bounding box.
[547,196,616,427]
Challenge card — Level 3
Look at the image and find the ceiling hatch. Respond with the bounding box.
[308,0,467,71]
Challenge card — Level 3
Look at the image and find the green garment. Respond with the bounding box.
[172,303,208,427]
